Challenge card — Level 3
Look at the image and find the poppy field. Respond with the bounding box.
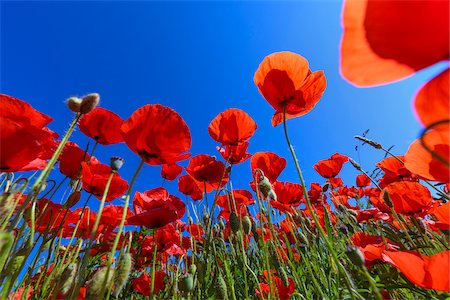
[1,1,449,300]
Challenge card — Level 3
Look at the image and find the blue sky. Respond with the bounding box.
[1,1,446,208]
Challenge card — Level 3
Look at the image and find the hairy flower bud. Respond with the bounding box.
[66,97,82,113]
[242,216,252,235]
[346,245,365,268]
[112,252,133,297]
[59,263,77,295]
[215,274,228,300]
[229,212,240,233]
[80,93,100,114]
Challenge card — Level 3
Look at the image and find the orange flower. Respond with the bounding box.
[208,108,257,146]
[121,104,191,165]
[340,0,449,87]
[382,181,434,215]
[404,130,450,183]
[254,51,326,126]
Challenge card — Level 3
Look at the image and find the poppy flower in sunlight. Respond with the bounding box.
[382,250,450,292]
[33,199,73,236]
[404,130,450,183]
[250,152,286,183]
[431,202,450,228]
[178,175,203,201]
[270,181,304,213]
[340,0,449,87]
[78,107,124,145]
[208,108,257,145]
[161,163,183,181]
[351,232,398,262]
[132,271,166,296]
[217,142,252,165]
[356,174,371,187]
[185,154,229,192]
[127,187,186,229]
[377,156,415,188]
[81,158,129,202]
[308,182,327,204]
[0,94,58,172]
[381,181,434,215]
[254,51,327,126]
[121,104,191,165]
[58,142,90,179]
[313,153,348,178]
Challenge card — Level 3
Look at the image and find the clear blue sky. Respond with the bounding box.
[1,1,446,204]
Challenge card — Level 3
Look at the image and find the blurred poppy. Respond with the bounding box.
[381,250,450,292]
[254,51,326,126]
[404,130,450,183]
[0,94,57,172]
[78,107,124,145]
[178,175,203,201]
[271,181,304,213]
[217,142,252,165]
[127,187,185,229]
[250,152,286,183]
[256,270,296,300]
[382,181,434,215]
[59,142,90,179]
[161,163,182,181]
[185,154,228,192]
[313,153,348,178]
[121,104,191,165]
[414,68,449,128]
[99,205,133,231]
[431,202,450,226]
[208,108,257,145]
[217,189,254,220]
[327,177,344,189]
[81,158,129,202]
[132,271,166,296]
[33,199,74,237]
[351,232,398,262]
[340,0,449,87]
[356,174,371,187]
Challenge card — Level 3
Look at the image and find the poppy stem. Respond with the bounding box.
[104,158,145,300]
[282,105,357,299]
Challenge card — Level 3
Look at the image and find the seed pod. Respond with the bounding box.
[66,97,82,113]
[215,274,228,300]
[64,191,81,209]
[87,267,114,297]
[229,212,240,233]
[346,245,365,268]
[242,216,252,235]
[112,252,133,297]
[322,183,330,192]
[110,156,125,171]
[79,93,100,114]
[59,263,77,295]
[179,274,195,293]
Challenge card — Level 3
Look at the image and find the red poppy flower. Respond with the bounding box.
[254,51,327,126]
[217,142,252,165]
[33,199,74,236]
[327,177,344,189]
[382,181,433,215]
[58,142,90,179]
[121,104,191,165]
[127,187,186,229]
[351,232,398,262]
[340,0,449,87]
[256,270,296,300]
[217,189,254,218]
[250,152,286,183]
[381,250,450,292]
[313,153,348,178]
[308,182,327,204]
[431,202,450,225]
[404,130,450,183]
[161,163,182,181]
[141,221,186,257]
[185,154,228,192]
[377,156,414,188]
[99,205,133,231]
[132,271,166,296]
[78,107,124,145]
[208,108,257,146]
[81,158,129,202]
[178,175,203,201]
[271,181,304,213]
[356,174,371,187]
[0,94,57,172]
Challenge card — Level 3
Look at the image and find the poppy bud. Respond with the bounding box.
[87,267,114,298]
[202,212,210,225]
[112,252,133,297]
[66,96,82,113]
[110,156,125,171]
[229,212,240,233]
[215,274,228,300]
[79,93,100,114]
[219,219,226,230]
[179,274,195,293]
[188,216,194,225]
[242,216,252,235]
[258,176,273,199]
[382,191,394,208]
[0,193,14,220]
[346,245,365,267]
[64,191,81,209]
[322,183,330,192]
[59,263,77,295]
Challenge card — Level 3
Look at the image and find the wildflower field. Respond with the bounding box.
[1,1,449,299]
